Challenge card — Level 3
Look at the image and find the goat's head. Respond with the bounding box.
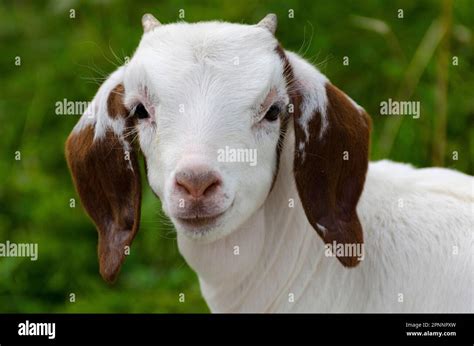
[66,14,371,283]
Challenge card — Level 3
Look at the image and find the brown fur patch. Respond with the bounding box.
[293,82,371,267]
[107,84,127,119]
[65,83,141,283]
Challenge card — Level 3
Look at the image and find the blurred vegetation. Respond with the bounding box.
[0,0,472,313]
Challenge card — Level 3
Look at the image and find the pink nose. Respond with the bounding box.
[175,167,222,199]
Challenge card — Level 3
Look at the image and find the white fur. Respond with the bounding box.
[123,21,287,243]
[74,66,136,171]
[74,66,126,139]
[285,51,329,141]
[179,128,474,312]
[80,19,473,312]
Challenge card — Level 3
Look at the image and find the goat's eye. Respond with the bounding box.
[263,104,281,122]
[133,103,149,119]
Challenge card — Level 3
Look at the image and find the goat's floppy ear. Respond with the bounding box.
[289,57,371,267]
[65,68,141,283]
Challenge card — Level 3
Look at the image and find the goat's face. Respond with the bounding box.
[66,14,371,283]
[123,22,287,242]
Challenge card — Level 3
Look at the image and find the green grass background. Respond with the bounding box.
[0,0,472,312]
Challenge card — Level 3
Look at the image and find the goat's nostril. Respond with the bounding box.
[203,181,219,197]
[175,170,221,199]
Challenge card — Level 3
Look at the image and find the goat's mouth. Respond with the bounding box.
[176,213,224,229]
[170,199,235,239]
[173,208,229,236]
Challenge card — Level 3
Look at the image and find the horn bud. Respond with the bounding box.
[142,13,161,33]
[257,13,277,34]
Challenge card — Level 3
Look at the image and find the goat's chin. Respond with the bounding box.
[171,213,235,243]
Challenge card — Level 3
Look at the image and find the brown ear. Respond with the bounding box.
[293,83,371,267]
[65,81,141,283]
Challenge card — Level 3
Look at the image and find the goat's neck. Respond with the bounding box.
[177,129,325,312]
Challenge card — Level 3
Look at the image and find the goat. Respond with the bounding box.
[65,14,474,312]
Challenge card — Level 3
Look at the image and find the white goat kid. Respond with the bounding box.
[66,14,474,312]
